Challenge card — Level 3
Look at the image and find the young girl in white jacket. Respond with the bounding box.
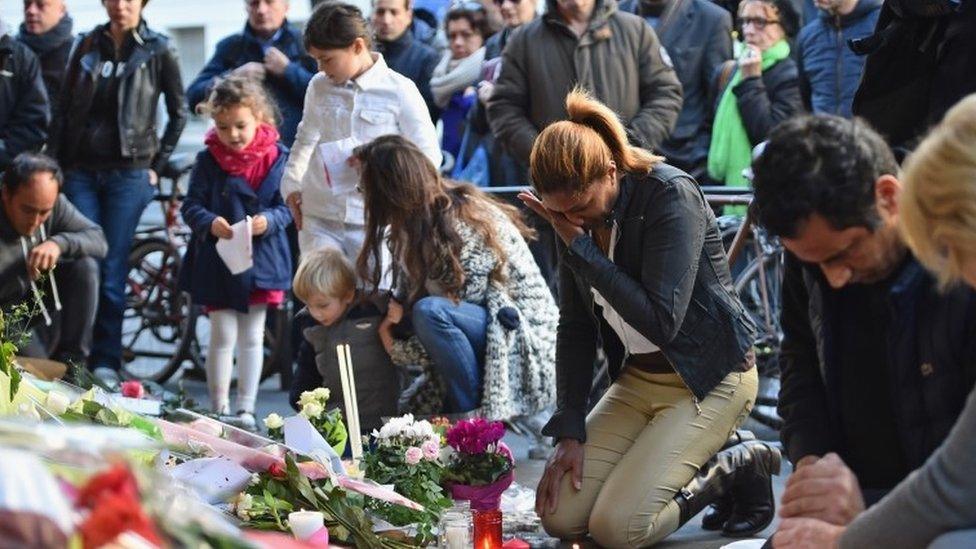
[281,2,442,259]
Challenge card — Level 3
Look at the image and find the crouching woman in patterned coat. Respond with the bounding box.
[353,134,558,421]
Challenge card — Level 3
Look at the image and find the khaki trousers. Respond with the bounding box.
[541,367,758,548]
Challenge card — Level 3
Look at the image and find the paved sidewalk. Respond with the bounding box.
[172,374,786,549]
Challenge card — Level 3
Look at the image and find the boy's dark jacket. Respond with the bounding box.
[290,293,400,432]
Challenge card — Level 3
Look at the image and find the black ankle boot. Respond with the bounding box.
[722,444,781,537]
[700,431,757,531]
[701,494,733,531]
[675,440,782,527]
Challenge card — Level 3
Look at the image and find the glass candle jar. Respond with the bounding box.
[473,509,503,549]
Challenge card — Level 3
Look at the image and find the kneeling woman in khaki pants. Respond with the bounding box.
[519,89,779,548]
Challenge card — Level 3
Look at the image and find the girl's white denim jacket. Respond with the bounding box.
[280,53,442,225]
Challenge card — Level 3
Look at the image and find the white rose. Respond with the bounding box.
[263,413,284,430]
[45,391,71,416]
[298,391,318,408]
[300,401,325,420]
[312,387,331,402]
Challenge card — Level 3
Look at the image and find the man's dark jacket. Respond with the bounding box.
[619,0,732,176]
[50,20,187,175]
[186,21,316,147]
[779,252,976,475]
[376,29,440,120]
[0,34,49,170]
[0,194,107,310]
[17,15,73,118]
[542,165,757,442]
[487,0,683,164]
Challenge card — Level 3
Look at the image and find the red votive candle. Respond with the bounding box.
[473,509,503,549]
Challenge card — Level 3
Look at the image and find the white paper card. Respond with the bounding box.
[283,415,346,476]
[318,137,360,194]
[215,216,253,275]
[344,196,365,225]
[170,457,252,504]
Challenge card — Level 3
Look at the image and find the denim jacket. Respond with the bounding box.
[542,164,757,442]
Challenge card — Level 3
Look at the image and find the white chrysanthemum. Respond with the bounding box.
[311,387,331,402]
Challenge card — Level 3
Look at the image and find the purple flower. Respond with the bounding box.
[404,446,423,465]
[445,418,506,454]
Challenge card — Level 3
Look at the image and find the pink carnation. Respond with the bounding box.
[404,446,423,465]
[445,418,506,454]
[421,439,440,460]
[120,381,145,399]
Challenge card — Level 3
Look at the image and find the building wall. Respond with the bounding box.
[0,0,353,83]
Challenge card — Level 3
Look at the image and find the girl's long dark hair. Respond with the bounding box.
[354,135,534,304]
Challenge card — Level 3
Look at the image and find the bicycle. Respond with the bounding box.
[121,154,293,387]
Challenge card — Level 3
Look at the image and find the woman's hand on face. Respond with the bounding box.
[739,44,763,79]
[535,438,585,516]
[518,191,584,246]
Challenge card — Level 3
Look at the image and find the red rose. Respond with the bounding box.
[120,381,145,399]
[268,461,287,479]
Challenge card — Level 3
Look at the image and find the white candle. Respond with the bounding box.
[343,343,363,460]
[445,524,469,549]
[288,510,324,540]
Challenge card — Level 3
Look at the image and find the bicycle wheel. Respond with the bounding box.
[121,239,189,383]
[734,252,785,432]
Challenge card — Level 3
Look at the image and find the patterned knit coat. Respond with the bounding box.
[389,204,558,420]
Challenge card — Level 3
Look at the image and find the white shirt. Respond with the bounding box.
[591,222,660,354]
[280,53,442,225]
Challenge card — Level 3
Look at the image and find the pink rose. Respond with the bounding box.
[421,439,440,461]
[120,381,145,399]
[404,446,423,465]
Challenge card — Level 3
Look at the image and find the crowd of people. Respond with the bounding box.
[2,0,976,546]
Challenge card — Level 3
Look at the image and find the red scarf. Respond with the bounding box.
[205,123,281,189]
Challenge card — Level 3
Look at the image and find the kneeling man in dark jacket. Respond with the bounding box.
[749,114,976,517]
[0,153,107,364]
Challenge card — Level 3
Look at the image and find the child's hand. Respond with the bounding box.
[386,299,404,325]
[286,192,303,231]
[251,215,268,236]
[211,216,234,239]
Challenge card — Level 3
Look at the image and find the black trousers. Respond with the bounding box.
[19,256,100,365]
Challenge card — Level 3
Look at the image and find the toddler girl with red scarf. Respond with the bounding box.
[179,77,293,430]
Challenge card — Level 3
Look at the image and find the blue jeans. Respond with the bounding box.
[411,297,488,413]
[64,168,154,370]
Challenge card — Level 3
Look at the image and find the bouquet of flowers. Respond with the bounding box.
[442,418,514,511]
[264,388,347,455]
[361,414,452,543]
[231,454,418,548]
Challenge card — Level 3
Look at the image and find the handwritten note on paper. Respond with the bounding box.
[318,137,360,194]
[215,216,253,275]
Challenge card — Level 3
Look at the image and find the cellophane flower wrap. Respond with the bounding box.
[443,418,514,511]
